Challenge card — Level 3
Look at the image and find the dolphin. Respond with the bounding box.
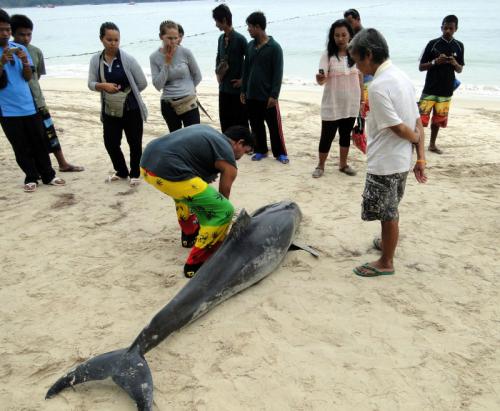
[46,201,317,410]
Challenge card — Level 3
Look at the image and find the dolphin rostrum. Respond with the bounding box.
[46,201,316,410]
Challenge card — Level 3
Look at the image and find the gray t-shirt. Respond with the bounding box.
[141,124,236,182]
[149,46,202,100]
[27,44,46,108]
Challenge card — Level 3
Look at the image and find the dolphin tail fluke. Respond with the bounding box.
[46,347,153,411]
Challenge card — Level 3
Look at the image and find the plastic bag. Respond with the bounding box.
[351,116,367,154]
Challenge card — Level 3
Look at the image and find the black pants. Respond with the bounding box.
[219,92,248,132]
[102,108,143,179]
[161,99,200,133]
[247,99,287,157]
[319,117,356,153]
[39,106,61,153]
[0,114,55,184]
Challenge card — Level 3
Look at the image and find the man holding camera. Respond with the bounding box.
[0,9,64,192]
[418,15,464,154]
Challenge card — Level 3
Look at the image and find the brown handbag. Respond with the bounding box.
[169,95,198,115]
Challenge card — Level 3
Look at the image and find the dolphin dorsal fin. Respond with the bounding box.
[227,209,251,241]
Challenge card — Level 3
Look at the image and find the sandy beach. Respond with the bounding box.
[0,78,499,410]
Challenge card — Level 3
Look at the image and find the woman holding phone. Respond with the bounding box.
[88,22,148,186]
[313,19,363,178]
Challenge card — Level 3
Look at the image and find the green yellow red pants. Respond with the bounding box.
[141,167,234,266]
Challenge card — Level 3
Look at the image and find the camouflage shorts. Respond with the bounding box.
[361,172,408,221]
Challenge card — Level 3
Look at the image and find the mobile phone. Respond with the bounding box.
[7,47,20,54]
[318,69,325,75]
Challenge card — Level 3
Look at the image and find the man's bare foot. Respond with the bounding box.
[353,260,394,277]
[59,164,84,172]
[428,146,443,154]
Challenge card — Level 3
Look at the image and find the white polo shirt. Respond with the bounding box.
[366,60,419,175]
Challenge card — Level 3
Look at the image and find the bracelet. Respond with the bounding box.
[416,160,426,164]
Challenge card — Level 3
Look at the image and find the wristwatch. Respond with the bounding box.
[431,59,436,66]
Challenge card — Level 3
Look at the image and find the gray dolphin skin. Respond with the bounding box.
[46,201,315,411]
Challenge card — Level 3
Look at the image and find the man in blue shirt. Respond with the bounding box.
[0,9,64,192]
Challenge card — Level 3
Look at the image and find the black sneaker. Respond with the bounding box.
[181,230,199,248]
[184,263,203,278]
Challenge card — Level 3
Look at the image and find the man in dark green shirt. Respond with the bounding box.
[213,4,248,132]
[241,11,289,164]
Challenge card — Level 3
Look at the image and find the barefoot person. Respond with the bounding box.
[418,15,464,154]
[0,9,65,192]
[10,14,83,173]
[313,19,363,178]
[88,22,148,186]
[141,125,254,278]
[347,28,427,277]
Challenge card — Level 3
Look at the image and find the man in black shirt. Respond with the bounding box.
[418,15,464,154]
[213,4,249,132]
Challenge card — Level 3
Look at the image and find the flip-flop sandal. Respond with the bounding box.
[312,167,324,178]
[48,177,66,186]
[129,178,141,187]
[59,165,84,172]
[105,173,127,183]
[339,165,357,176]
[23,182,37,193]
[353,263,394,277]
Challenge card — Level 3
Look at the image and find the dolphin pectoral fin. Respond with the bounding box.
[46,347,153,411]
[289,241,320,258]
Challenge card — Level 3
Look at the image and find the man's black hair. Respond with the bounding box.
[213,4,232,26]
[246,11,266,31]
[442,15,458,28]
[344,8,360,20]
[99,22,119,39]
[0,8,10,25]
[10,14,33,34]
[177,23,184,36]
[224,126,255,149]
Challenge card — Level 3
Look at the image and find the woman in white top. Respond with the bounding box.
[313,19,363,178]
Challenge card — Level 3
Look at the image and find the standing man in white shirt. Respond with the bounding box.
[347,28,427,277]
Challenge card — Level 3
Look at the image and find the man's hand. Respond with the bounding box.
[16,49,29,65]
[240,93,246,105]
[267,97,277,108]
[413,161,428,183]
[231,79,242,88]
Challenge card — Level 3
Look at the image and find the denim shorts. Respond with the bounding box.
[361,172,409,221]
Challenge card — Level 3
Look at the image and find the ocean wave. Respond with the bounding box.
[45,65,500,99]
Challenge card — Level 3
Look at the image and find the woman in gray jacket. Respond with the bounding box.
[88,22,148,186]
[150,20,202,132]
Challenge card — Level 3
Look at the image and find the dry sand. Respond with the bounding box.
[0,78,499,410]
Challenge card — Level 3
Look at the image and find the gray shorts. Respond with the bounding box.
[361,172,409,221]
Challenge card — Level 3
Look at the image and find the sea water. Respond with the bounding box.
[5,0,500,97]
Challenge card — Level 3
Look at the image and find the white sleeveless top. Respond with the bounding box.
[318,52,361,121]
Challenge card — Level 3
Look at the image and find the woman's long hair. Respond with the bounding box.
[327,19,355,67]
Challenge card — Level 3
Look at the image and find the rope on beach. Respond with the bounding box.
[45,3,390,60]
